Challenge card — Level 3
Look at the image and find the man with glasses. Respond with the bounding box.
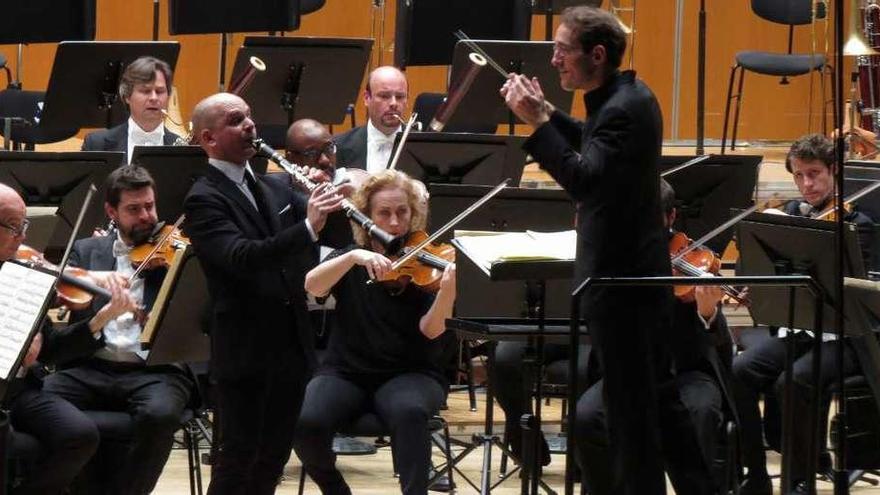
[334,66,408,173]
[501,6,711,494]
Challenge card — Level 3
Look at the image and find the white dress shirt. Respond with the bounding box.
[366,120,400,173]
[93,233,148,362]
[126,117,166,164]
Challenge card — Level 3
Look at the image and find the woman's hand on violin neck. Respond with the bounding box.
[352,249,392,280]
[438,263,456,297]
[307,182,345,234]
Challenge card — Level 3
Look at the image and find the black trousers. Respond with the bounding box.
[8,387,99,495]
[491,341,590,457]
[294,372,446,495]
[42,361,193,495]
[583,288,712,495]
[576,370,722,495]
[208,368,309,495]
[731,333,858,483]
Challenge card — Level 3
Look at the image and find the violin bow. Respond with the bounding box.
[129,213,186,282]
[389,179,510,271]
[814,179,880,220]
[387,112,419,171]
[660,154,711,178]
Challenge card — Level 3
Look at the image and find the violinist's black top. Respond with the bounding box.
[317,245,447,388]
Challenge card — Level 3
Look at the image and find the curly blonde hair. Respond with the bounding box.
[350,170,427,247]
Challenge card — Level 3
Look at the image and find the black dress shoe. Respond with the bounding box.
[740,473,772,495]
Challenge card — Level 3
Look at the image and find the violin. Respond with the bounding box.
[127,216,189,282]
[668,232,748,305]
[376,230,456,293]
[12,245,112,310]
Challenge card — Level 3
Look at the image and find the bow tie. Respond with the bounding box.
[131,126,163,146]
[112,239,132,258]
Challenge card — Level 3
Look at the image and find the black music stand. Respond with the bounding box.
[451,238,574,494]
[660,154,761,254]
[231,36,373,148]
[0,0,96,44]
[130,145,268,223]
[447,40,572,134]
[429,184,575,318]
[391,133,527,187]
[843,160,880,222]
[0,151,123,259]
[39,41,180,131]
[168,0,300,34]
[394,0,531,68]
[531,0,599,41]
[142,246,211,365]
[737,212,864,492]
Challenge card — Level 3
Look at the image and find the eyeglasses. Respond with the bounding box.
[297,142,337,161]
[553,43,582,57]
[0,218,29,237]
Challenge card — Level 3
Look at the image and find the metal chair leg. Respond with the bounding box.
[721,64,739,154]
[731,66,746,151]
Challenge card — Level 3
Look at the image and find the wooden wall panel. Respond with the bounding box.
[0,1,849,143]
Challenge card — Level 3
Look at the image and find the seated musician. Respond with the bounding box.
[42,165,194,495]
[576,178,733,494]
[82,56,180,163]
[0,183,142,494]
[734,133,873,495]
[295,169,456,495]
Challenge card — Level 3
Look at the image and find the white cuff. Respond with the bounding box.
[304,219,318,242]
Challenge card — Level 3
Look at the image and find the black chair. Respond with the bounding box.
[720,0,831,153]
[296,413,455,494]
[829,374,880,487]
[71,408,208,495]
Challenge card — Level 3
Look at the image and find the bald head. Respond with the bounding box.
[285,118,336,178]
[364,66,408,135]
[191,93,256,165]
[286,119,329,151]
[0,183,26,261]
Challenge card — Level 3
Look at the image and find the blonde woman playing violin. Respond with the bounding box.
[296,170,455,495]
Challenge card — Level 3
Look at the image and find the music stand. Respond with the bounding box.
[39,41,180,131]
[168,0,300,34]
[447,40,573,133]
[142,246,211,365]
[0,151,123,258]
[394,0,531,68]
[130,145,269,223]
[843,160,880,222]
[231,37,373,147]
[391,133,527,187]
[660,154,761,254]
[0,0,96,44]
[531,0,599,41]
[738,212,864,332]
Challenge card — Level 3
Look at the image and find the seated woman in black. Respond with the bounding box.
[294,170,456,495]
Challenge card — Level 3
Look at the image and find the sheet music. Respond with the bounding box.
[453,230,576,271]
[0,262,55,379]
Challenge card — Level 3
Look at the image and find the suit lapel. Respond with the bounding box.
[106,122,128,154]
[163,130,181,146]
[205,166,271,236]
[253,175,280,234]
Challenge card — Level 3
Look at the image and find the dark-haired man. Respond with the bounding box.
[42,165,194,495]
[82,56,180,163]
[733,134,873,494]
[501,6,710,494]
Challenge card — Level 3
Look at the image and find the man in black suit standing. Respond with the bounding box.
[333,66,408,173]
[82,56,180,163]
[501,6,709,494]
[42,165,194,495]
[184,93,344,494]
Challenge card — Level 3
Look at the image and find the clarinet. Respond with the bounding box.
[252,139,401,252]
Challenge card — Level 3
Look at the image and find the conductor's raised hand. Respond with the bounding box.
[501,74,551,128]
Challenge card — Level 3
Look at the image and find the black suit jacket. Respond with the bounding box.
[183,165,317,380]
[82,121,180,162]
[523,71,670,297]
[333,125,367,171]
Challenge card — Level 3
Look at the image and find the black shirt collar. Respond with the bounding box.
[584,70,633,115]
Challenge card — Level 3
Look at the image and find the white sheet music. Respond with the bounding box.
[0,262,55,379]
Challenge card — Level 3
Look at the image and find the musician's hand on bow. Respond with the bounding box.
[351,249,393,280]
[22,333,42,369]
[88,276,141,334]
[306,182,345,233]
[501,74,551,128]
